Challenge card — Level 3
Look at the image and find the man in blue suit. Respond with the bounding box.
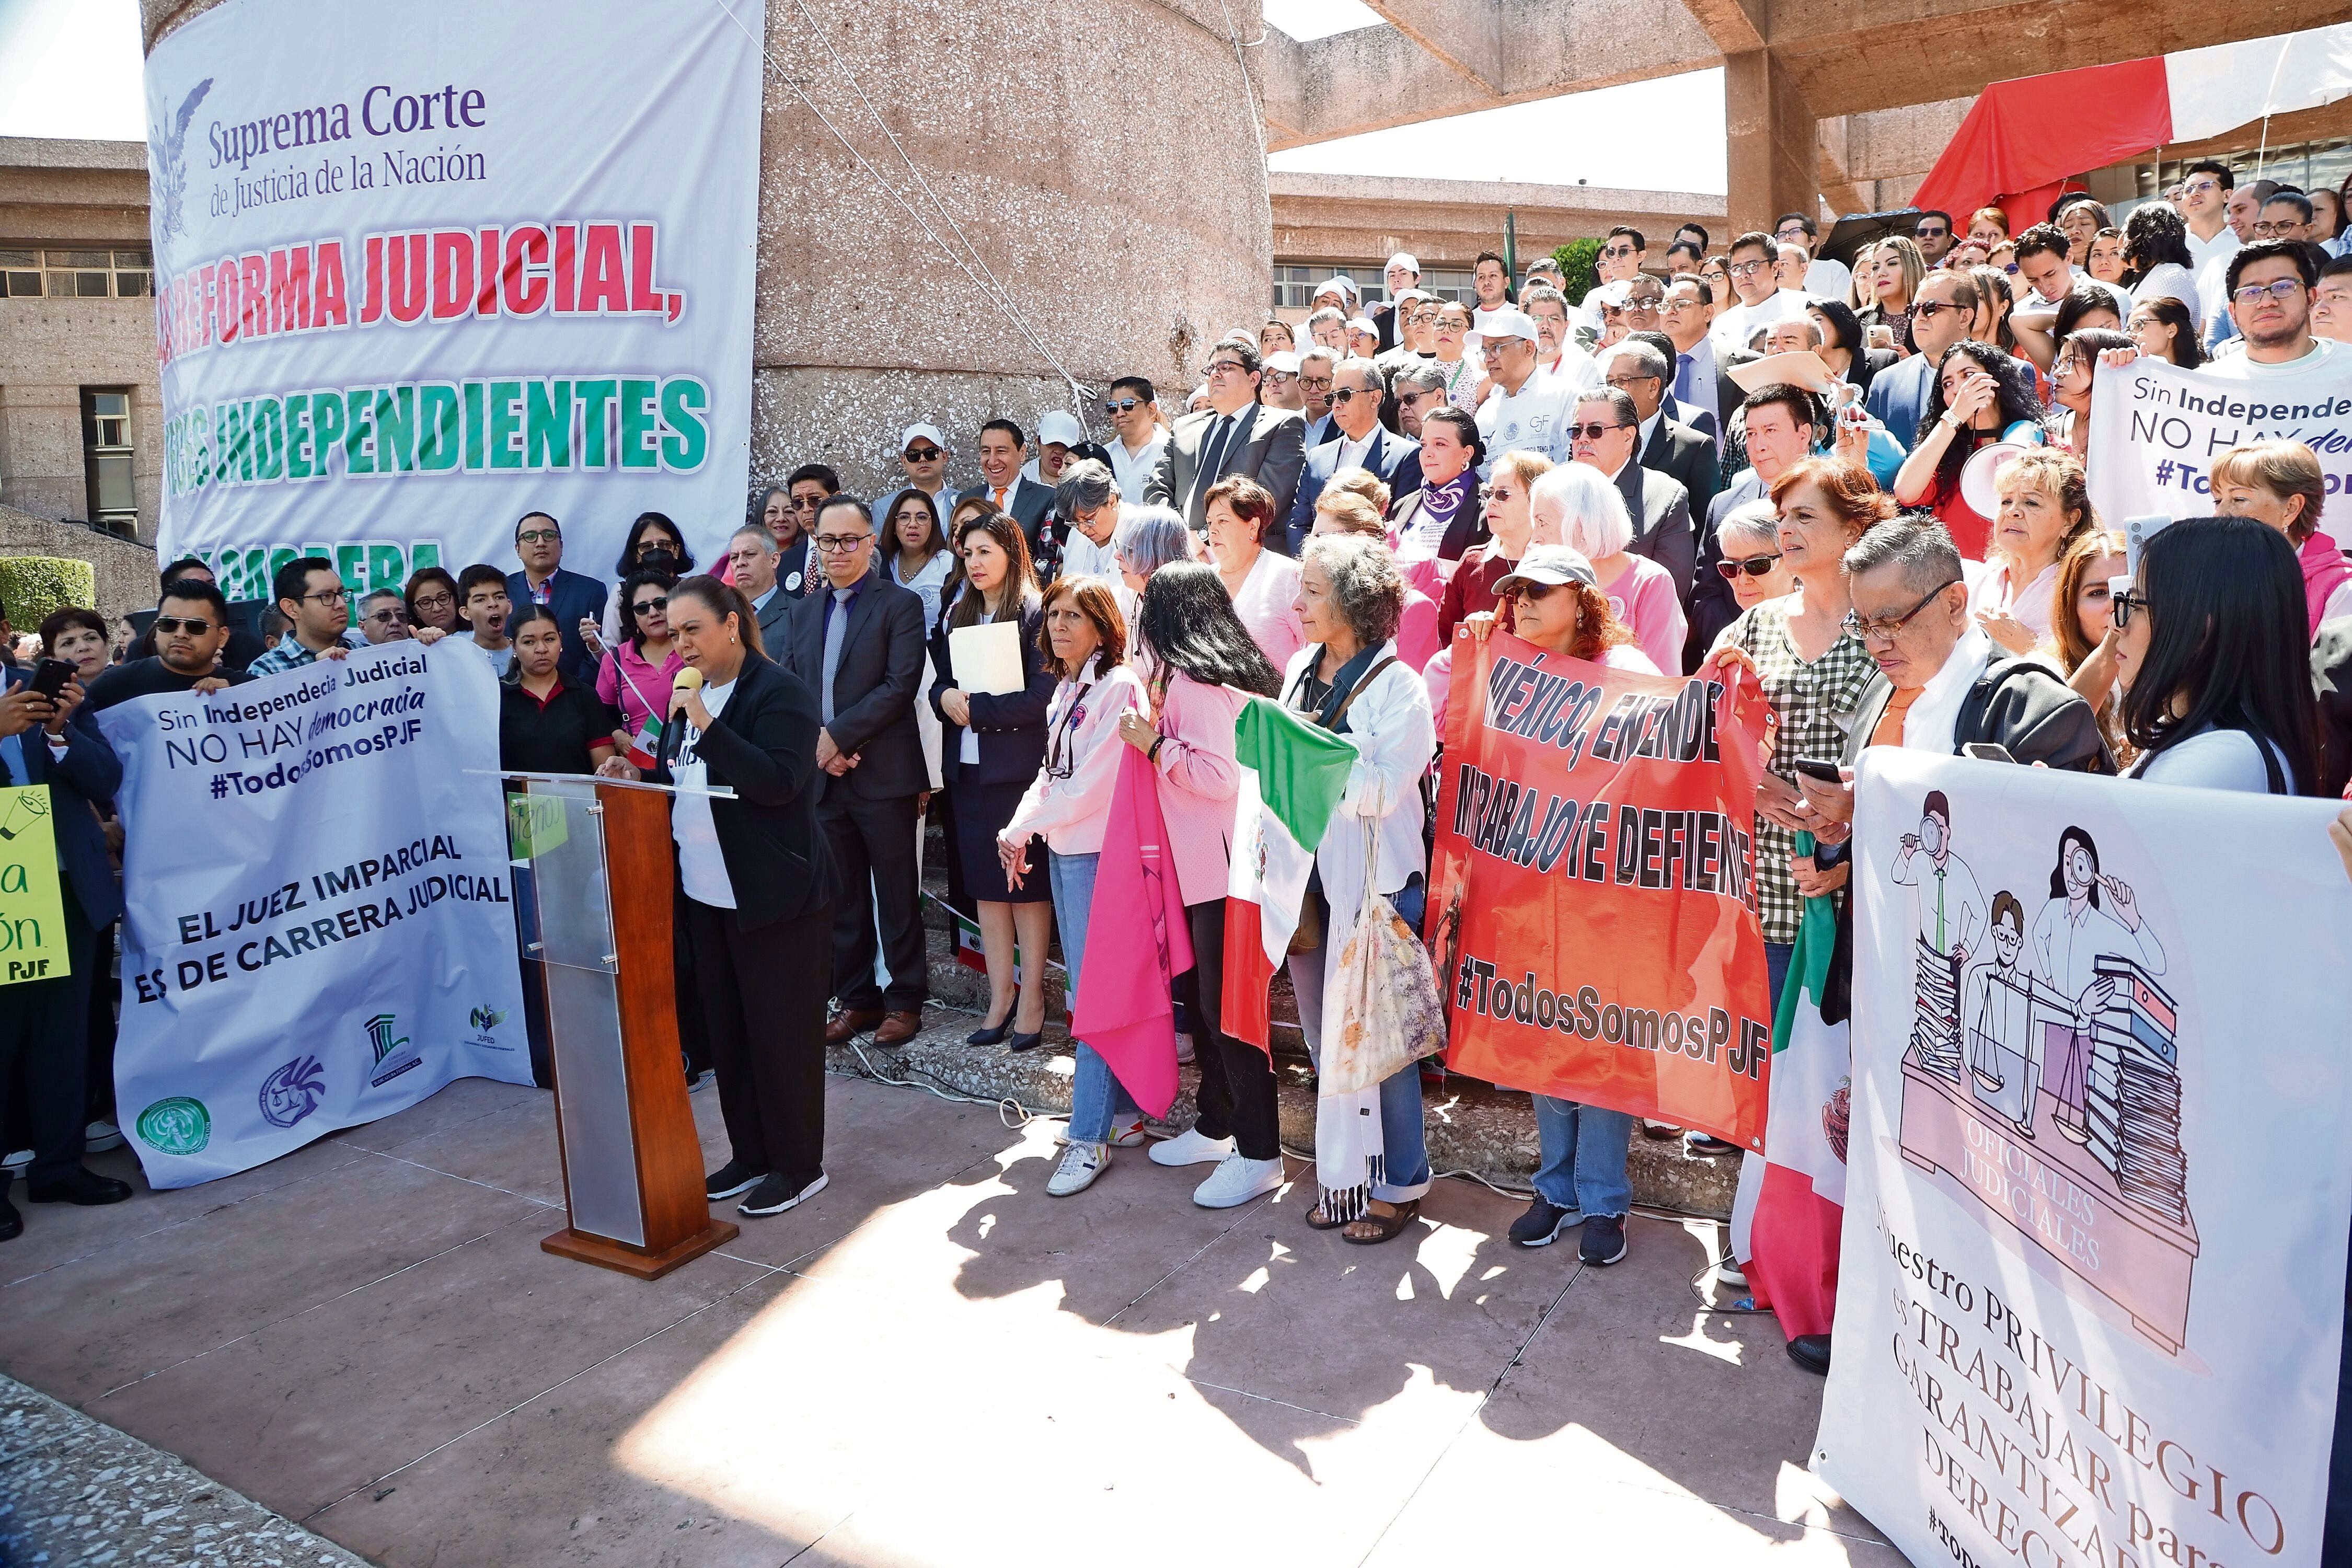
[0,664,130,1237]
[1284,358,1424,555]
[1864,270,1980,452]
[505,511,610,688]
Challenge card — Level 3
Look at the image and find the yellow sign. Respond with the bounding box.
[505,790,570,861]
[0,785,68,987]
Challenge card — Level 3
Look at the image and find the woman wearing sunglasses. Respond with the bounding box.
[1713,500,1795,614]
[592,571,684,766]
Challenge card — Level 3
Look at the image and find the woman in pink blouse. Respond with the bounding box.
[590,570,684,765]
[1205,475,1307,672]
[1116,562,1289,1211]
[1533,463,1686,676]
[999,575,1148,1198]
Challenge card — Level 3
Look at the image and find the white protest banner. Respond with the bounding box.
[2088,352,2352,551]
[141,0,764,599]
[1814,751,2352,1568]
[97,644,531,1187]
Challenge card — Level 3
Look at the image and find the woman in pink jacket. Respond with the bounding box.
[999,575,1147,1198]
[1116,563,1289,1210]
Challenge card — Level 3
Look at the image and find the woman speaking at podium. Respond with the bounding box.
[598,575,843,1219]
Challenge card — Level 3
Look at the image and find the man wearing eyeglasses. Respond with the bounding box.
[1145,333,1306,534]
[1607,338,1718,517]
[2176,159,2240,282]
[88,577,255,710]
[1910,210,1956,268]
[1569,387,1695,613]
[1576,226,1646,330]
[504,511,608,687]
[1709,231,1808,356]
[248,557,362,675]
[1473,310,1578,477]
[1375,290,1437,382]
[1098,379,1167,504]
[1776,212,1852,301]
[1285,357,1422,553]
[2203,241,2335,376]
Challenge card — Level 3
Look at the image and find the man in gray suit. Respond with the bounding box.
[780,498,931,1048]
[1571,387,1695,621]
[729,523,801,652]
[958,420,1055,545]
[1146,333,1307,531]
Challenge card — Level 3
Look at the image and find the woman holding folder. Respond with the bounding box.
[931,511,1057,1050]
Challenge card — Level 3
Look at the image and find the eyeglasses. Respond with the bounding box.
[2181,178,2222,199]
[904,446,943,462]
[1567,421,1629,440]
[1842,580,1961,641]
[1101,399,1143,416]
[1728,259,1772,277]
[2109,585,2151,630]
[1601,246,1637,260]
[1330,386,1369,403]
[1298,375,1333,391]
[516,529,560,544]
[413,592,453,611]
[788,495,824,512]
[2232,279,2304,306]
[1605,374,1660,391]
[1205,360,1249,378]
[294,588,347,607]
[1716,553,1783,580]
[2249,220,2305,237]
[152,616,216,635]
[1264,371,1297,385]
[812,533,873,552]
[630,596,669,616]
[364,608,409,625]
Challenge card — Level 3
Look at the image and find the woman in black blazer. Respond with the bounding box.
[929,510,1057,1050]
[599,574,842,1219]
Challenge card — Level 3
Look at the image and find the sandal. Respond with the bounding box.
[1304,1201,1344,1231]
[1341,1198,1420,1246]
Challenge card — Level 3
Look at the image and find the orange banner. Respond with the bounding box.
[1426,629,1774,1149]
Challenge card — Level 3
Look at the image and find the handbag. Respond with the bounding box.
[1285,654,1398,954]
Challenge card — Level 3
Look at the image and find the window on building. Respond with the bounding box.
[1272,261,1387,310]
[82,388,137,538]
[1418,267,1475,305]
[0,248,153,298]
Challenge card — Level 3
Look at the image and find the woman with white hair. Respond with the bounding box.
[1713,499,1796,615]
[1111,505,1196,604]
[1530,462,1687,674]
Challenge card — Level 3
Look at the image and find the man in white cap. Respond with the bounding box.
[1020,409,1091,489]
[1311,275,1359,319]
[1472,307,1578,473]
[1371,251,1419,351]
[898,423,955,518]
[1260,351,1308,413]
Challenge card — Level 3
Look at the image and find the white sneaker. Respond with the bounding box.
[1147,1126,1234,1167]
[1714,1260,1750,1289]
[1,1149,30,1176]
[1107,1116,1148,1149]
[1193,1152,1285,1208]
[85,1119,125,1154]
[1047,1141,1108,1197]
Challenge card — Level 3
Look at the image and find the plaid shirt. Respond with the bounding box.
[1719,601,1877,945]
[246,632,360,676]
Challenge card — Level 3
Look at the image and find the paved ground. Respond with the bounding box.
[0,1044,1903,1567]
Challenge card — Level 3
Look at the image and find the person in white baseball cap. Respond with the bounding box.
[1020,408,1091,488]
[899,422,955,517]
[1374,252,1421,351]
[1260,351,1307,412]
[1470,308,1578,473]
[1311,275,1360,316]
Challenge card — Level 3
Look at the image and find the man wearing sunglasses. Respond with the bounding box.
[122,558,269,670]
[87,577,255,711]
[1577,226,1646,329]
[897,422,958,517]
[1910,209,1956,268]
[1285,356,1422,554]
[1098,379,1167,505]
[1145,333,1306,535]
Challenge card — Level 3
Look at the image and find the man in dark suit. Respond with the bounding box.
[959,420,1054,544]
[1661,275,1757,442]
[1610,337,1720,515]
[729,523,799,652]
[1285,356,1422,554]
[506,511,610,688]
[1146,335,1307,531]
[1571,388,1695,614]
[0,664,130,1237]
[1865,269,1980,452]
[781,497,930,1048]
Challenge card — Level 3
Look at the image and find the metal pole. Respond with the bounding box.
[1505,210,1518,286]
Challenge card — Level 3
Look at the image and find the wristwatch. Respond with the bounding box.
[1147,735,1165,765]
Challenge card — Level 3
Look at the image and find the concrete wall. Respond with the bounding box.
[1271,171,1723,272]
[0,504,160,626]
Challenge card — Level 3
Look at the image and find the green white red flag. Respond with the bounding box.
[1220,697,1358,1051]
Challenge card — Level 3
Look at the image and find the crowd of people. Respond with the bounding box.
[4,168,2352,1387]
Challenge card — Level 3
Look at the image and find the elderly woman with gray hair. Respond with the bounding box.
[1714,498,1796,614]
[1110,504,1196,609]
[1053,459,1126,603]
[1281,533,1437,1246]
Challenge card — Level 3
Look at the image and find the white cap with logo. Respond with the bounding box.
[1035,410,1085,448]
[1466,308,1540,352]
[900,422,947,454]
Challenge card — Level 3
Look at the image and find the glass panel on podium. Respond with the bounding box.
[508,779,643,1246]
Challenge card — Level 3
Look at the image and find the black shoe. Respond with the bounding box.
[1006,1029,1044,1053]
[740,1171,828,1217]
[1578,1214,1628,1265]
[1507,1195,1583,1248]
[0,1179,18,1242]
[1787,1334,1833,1376]
[27,1167,132,1206]
[966,1020,1012,1046]
[1683,1131,1740,1157]
[704,1160,766,1201]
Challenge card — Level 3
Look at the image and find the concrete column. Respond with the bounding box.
[1722,50,1818,240]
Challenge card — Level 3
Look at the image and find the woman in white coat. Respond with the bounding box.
[1281,534,1438,1245]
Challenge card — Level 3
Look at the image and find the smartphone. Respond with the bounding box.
[1962,742,2017,764]
[1791,757,1844,784]
[27,657,72,701]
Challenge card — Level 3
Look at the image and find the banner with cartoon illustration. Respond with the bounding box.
[1815,750,2352,1568]
[1427,629,1775,1148]
[96,643,530,1187]
[140,0,764,598]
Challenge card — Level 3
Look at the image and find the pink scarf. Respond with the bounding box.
[1067,746,1194,1117]
[2301,532,2351,638]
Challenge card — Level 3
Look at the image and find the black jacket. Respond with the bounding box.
[1386,480,1486,563]
[651,650,841,931]
[1840,655,2113,774]
[1641,415,1720,520]
[1614,462,1697,622]
[929,601,1055,787]
[777,568,929,802]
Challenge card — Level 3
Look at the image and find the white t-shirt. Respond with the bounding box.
[1805,258,1853,301]
[1709,289,1808,354]
[1538,342,1606,396]
[2194,336,2340,379]
[2128,728,2289,793]
[1474,375,1577,472]
[670,676,738,908]
[2130,262,2200,321]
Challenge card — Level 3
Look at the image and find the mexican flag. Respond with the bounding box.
[1730,829,1851,1340]
[1220,697,1358,1051]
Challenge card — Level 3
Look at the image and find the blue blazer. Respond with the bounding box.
[505,567,610,688]
[3,666,124,927]
[1285,427,1424,556]
[1864,354,1933,453]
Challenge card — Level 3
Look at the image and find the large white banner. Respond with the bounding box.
[96,644,532,1187]
[141,0,765,601]
[1816,751,2352,1568]
[2088,354,2352,551]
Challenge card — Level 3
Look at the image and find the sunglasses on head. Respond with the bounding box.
[153,615,216,635]
[1716,554,1783,580]
[904,446,943,462]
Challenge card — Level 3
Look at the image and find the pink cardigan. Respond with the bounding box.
[1147,670,1249,907]
[1001,662,1146,856]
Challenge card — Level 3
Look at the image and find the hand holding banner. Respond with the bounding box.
[1427,629,1775,1147]
[0,785,68,986]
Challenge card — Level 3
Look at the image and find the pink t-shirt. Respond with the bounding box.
[1227,548,1307,673]
[1598,555,1687,677]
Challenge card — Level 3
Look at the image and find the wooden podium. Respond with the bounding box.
[506,773,737,1279]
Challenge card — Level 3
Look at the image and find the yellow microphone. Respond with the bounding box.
[673,667,705,697]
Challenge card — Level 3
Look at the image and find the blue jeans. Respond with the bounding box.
[1286,876,1432,1202]
[1531,1096,1634,1217]
[1051,850,1138,1145]
[1765,939,1794,1015]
